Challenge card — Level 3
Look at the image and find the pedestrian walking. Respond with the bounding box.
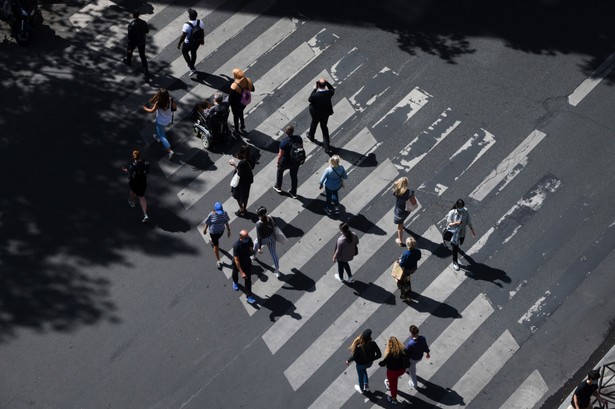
[203,202,231,270]
[143,88,177,159]
[332,223,359,283]
[252,206,280,278]
[228,68,255,135]
[229,145,254,217]
[568,369,606,409]
[307,77,335,153]
[392,176,416,246]
[397,237,421,301]
[122,149,150,223]
[176,8,205,76]
[444,199,476,271]
[345,329,382,395]
[232,230,256,304]
[379,336,408,405]
[273,125,304,199]
[319,154,347,215]
[123,9,149,79]
[405,324,430,389]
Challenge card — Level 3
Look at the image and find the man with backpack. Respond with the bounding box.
[273,125,305,199]
[123,9,149,80]
[176,8,205,76]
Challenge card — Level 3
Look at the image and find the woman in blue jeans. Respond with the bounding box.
[345,329,381,395]
[319,155,348,215]
[143,88,177,159]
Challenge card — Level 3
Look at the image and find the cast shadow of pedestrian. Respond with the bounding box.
[400,378,464,406]
[348,214,386,235]
[151,208,191,233]
[177,147,217,172]
[265,294,302,322]
[276,220,305,239]
[280,268,316,293]
[351,280,395,306]
[244,129,279,153]
[190,72,232,91]
[336,148,377,168]
[412,231,450,259]
[461,253,511,288]
[409,293,461,319]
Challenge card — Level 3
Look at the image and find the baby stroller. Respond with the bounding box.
[193,101,231,150]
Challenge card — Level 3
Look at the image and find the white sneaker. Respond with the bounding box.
[384,379,390,390]
[347,276,355,283]
[188,68,197,76]
[452,263,460,271]
[334,274,342,282]
[408,379,417,388]
[274,268,280,278]
[354,384,363,394]
[152,133,160,143]
[250,255,256,261]
[168,150,175,159]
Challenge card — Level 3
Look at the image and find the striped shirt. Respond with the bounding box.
[205,211,230,234]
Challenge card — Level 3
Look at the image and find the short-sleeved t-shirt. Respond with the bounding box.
[279,134,303,166]
[232,238,253,270]
[205,211,230,235]
[571,381,597,408]
[182,19,205,44]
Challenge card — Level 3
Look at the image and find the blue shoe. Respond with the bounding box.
[232,282,239,291]
[246,296,256,304]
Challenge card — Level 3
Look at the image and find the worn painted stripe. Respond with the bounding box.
[420,128,495,196]
[444,330,519,409]
[499,370,548,409]
[371,87,432,134]
[469,130,546,202]
[568,50,615,106]
[348,67,397,112]
[285,223,434,390]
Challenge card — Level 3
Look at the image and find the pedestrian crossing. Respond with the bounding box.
[64,0,606,407]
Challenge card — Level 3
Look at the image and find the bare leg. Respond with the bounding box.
[397,223,404,243]
[213,245,220,262]
[138,196,148,217]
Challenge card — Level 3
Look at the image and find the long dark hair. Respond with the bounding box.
[339,222,352,241]
[150,88,171,110]
[451,199,465,210]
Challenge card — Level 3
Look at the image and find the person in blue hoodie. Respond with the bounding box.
[319,155,348,215]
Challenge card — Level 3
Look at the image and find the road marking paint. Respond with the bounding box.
[498,370,548,409]
[568,50,615,106]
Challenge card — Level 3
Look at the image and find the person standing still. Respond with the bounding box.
[345,329,382,395]
[176,8,204,76]
[273,125,304,199]
[122,149,150,223]
[332,223,359,283]
[405,324,430,389]
[228,68,255,135]
[445,199,476,271]
[307,77,335,153]
[397,237,421,301]
[203,202,231,270]
[143,88,177,159]
[568,369,606,409]
[229,145,254,217]
[319,154,348,215]
[232,230,256,304]
[123,9,149,80]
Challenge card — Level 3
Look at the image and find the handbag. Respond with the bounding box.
[391,261,403,282]
[230,171,240,188]
[271,217,288,244]
[405,193,418,212]
[442,227,453,242]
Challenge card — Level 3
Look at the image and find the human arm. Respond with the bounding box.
[592,389,607,407]
[142,101,157,113]
[176,25,188,48]
[332,238,339,262]
[319,168,329,189]
[171,98,177,112]
[233,255,247,279]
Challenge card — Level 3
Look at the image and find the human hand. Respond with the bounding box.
[241,271,246,279]
[426,353,430,359]
[258,248,263,254]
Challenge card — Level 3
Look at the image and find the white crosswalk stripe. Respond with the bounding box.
[70,3,561,407]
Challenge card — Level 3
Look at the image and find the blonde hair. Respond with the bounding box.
[132,149,140,160]
[406,236,416,249]
[348,334,365,353]
[392,176,409,196]
[329,155,340,167]
[232,68,244,79]
[383,336,405,358]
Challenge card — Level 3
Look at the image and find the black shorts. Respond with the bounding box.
[210,232,223,246]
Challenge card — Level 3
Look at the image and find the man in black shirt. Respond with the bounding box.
[307,78,335,153]
[123,10,149,79]
[232,230,256,304]
[273,125,304,199]
[569,369,605,409]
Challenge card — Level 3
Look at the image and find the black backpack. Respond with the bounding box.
[187,20,204,46]
[289,138,306,165]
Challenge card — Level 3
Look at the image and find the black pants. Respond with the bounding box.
[309,114,330,147]
[127,42,148,73]
[451,236,465,264]
[181,43,197,70]
[275,164,299,195]
[231,104,246,130]
[232,265,252,296]
[337,261,352,280]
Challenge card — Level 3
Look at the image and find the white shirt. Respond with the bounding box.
[182,19,205,44]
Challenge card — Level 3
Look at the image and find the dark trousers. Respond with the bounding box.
[231,104,246,130]
[451,236,465,264]
[337,261,352,280]
[275,164,299,195]
[126,43,148,73]
[181,43,197,70]
[309,114,330,147]
[232,265,252,296]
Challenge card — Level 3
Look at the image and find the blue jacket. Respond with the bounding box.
[319,166,347,191]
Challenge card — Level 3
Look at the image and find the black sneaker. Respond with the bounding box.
[122,58,131,66]
[273,185,283,194]
[289,191,298,199]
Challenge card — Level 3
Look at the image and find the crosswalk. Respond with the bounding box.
[61,0,609,407]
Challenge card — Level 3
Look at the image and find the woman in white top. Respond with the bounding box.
[445,199,476,271]
[143,88,177,159]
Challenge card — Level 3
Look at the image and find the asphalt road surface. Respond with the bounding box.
[1,1,615,408]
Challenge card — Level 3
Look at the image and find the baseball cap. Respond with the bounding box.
[214,202,224,215]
